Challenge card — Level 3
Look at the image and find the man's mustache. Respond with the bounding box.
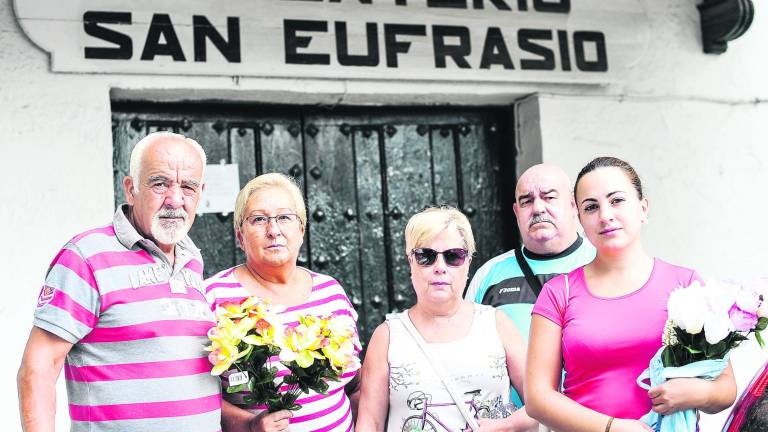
[529,214,554,228]
[157,208,188,220]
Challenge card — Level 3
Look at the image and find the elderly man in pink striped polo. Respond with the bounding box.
[18,132,221,432]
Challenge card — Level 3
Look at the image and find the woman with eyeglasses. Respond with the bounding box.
[356,206,538,432]
[525,157,736,432]
[204,173,361,432]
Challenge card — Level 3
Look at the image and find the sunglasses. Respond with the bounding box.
[410,248,469,267]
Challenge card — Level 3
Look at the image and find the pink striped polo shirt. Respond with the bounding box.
[205,266,361,432]
[33,205,221,432]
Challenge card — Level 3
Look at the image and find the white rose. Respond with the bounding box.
[702,279,738,315]
[704,311,734,345]
[668,287,706,334]
[735,289,761,314]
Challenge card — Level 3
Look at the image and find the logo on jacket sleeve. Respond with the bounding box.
[36,285,56,308]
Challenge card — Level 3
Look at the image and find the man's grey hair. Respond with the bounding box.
[129,132,207,192]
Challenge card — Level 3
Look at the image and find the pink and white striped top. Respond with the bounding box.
[33,206,221,432]
[204,266,361,432]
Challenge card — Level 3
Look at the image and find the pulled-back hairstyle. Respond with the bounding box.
[233,173,307,234]
[404,206,476,255]
[575,156,644,200]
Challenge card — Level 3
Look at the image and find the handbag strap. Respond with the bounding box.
[398,311,481,431]
[515,248,544,297]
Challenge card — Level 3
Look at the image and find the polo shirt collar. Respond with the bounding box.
[113,204,200,263]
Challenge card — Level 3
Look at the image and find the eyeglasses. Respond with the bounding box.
[410,248,469,267]
[244,213,301,227]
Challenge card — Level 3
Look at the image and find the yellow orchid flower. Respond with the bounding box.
[324,314,356,340]
[279,324,326,368]
[242,318,277,346]
[216,301,248,320]
[208,322,242,351]
[209,316,247,346]
[207,339,253,375]
[217,296,270,320]
[322,338,359,372]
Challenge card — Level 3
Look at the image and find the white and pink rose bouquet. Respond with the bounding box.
[638,279,767,432]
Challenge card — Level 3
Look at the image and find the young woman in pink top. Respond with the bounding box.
[525,157,736,432]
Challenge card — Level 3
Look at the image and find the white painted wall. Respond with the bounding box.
[537,93,768,432]
[1,0,766,430]
[535,4,768,429]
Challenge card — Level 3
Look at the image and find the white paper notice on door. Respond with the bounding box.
[198,164,240,215]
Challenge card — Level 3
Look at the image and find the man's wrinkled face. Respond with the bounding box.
[513,168,578,253]
[124,138,204,250]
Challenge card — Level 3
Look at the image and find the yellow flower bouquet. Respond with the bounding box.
[206,297,360,412]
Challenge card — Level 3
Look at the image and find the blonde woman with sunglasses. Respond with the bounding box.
[357,206,537,432]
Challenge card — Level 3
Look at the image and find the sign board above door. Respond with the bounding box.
[14,0,649,84]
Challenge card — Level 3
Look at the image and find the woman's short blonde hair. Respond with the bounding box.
[404,206,476,255]
[233,173,307,233]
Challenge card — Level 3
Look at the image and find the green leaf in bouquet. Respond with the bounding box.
[293,365,310,378]
[704,340,727,359]
[685,346,703,354]
[227,383,246,393]
[299,381,310,393]
[284,392,299,405]
[253,372,276,385]
[661,347,677,368]
[674,327,693,345]
[756,317,768,332]
[692,332,709,351]
[267,396,285,413]
[289,403,302,411]
[728,333,748,350]
[324,368,341,381]
[314,380,330,394]
[756,330,765,349]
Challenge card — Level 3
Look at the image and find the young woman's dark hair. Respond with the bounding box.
[574,156,644,200]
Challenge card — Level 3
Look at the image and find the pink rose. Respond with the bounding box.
[729,304,759,332]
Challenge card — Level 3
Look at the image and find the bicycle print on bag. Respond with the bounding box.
[400,389,516,432]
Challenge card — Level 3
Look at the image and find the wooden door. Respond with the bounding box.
[112,104,516,345]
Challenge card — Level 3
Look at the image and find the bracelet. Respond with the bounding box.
[605,416,614,432]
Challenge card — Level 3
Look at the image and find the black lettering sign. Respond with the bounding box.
[480,27,514,69]
[336,22,379,66]
[533,0,570,13]
[574,31,607,71]
[557,29,570,71]
[471,0,512,10]
[384,24,427,67]
[433,25,471,68]
[140,14,186,61]
[427,0,467,8]
[518,28,554,70]
[284,19,331,65]
[83,11,132,60]
[193,16,241,63]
